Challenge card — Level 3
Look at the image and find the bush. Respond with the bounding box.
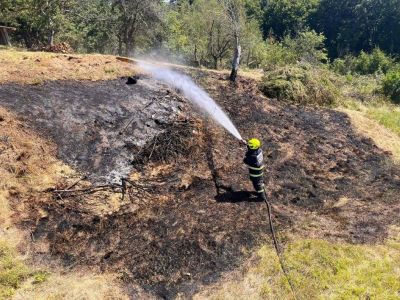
[256,30,328,70]
[382,69,400,104]
[255,39,297,69]
[259,64,339,106]
[332,48,395,75]
[283,30,328,64]
[331,55,355,75]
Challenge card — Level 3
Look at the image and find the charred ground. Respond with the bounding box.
[1,70,399,299]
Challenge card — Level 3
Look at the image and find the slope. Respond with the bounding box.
[0,50,399,299]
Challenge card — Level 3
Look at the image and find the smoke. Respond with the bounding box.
[139,62,243,141]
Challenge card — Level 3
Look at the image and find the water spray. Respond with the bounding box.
[139,62,244,142]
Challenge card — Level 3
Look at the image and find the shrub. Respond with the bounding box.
[259,64,339,106]
[382,69,400,104]
[255,38,297,69]
[332,48,395,75]
[283,30,328,64]
[331,55,356,75]
[256,30,328,70]
[355,49,394,74]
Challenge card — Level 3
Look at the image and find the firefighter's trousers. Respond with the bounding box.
[250,176,265,198]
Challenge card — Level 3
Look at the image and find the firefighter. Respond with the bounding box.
[243,138,266,200]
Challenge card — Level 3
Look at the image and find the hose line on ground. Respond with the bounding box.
[264,198,299,300]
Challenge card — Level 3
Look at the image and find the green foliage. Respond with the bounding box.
[259,65,339,106]
[241,19,266,68]
[331,56,355,75]
[355,49,394,75]
[3,0,400,63]
[283,30,327,64]
[382,69,400,104]
[165,0,246,69]
[165,0,218,66]
[68,0,119,53]
[262,0,320,38]
[333,49,395,75]
[254,30,328,69]
[11,0,75,48]
[165,10,189,54]
[313,0,400,58]
[254,39,296,68]
[243,0,264,22]
[0,241,30,299]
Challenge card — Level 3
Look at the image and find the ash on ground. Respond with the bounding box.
[0,77,186,183]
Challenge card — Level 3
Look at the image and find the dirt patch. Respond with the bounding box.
[1,71,399,298]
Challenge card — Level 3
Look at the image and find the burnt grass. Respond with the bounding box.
[1,72,400,299]
[0,77,184,183]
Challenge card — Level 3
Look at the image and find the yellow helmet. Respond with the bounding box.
[248,138,261,150]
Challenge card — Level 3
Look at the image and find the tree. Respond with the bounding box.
[0,0,75,48]
[262,0,320,39]
[241,19,265,67]
[221,0,246,82]
[165,0,233,68]
[283,30,327,64]
[312,0,400,58]
[112,0,163,56]
[34,0,74,47]
[69,0,119,53]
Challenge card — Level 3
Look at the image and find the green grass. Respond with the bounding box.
[0,240,30,299]
[257,237,400,300]
[366,105,400,136]
[201,233,400,300]
[257,240,400,299]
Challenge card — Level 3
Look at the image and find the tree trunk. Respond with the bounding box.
[230,34,241,82]
[125,39,135,57]
[48,16,55,47]
[194,44,200,67]
[213,56,218,69]
[118,35,123,56]
[22,31,33,49]
[246,48,251,67]
[124,28,136,56]
[48,29,55,47]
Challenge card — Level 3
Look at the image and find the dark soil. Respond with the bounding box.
[1,72,399,299]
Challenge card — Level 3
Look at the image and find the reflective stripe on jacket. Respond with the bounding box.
[243,148,264,178]
[249,165,264,177]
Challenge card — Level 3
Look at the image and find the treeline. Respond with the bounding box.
[1,0,400,67]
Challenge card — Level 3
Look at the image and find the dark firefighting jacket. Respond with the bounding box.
[243,148,264,179]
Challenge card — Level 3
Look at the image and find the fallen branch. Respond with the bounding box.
[52,184,120,194]
[119,100,156,135]
[65,175,88,191]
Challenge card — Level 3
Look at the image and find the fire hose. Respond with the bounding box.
[264,197,299,300]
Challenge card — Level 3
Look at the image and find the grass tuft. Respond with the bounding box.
[0,241,30,299]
